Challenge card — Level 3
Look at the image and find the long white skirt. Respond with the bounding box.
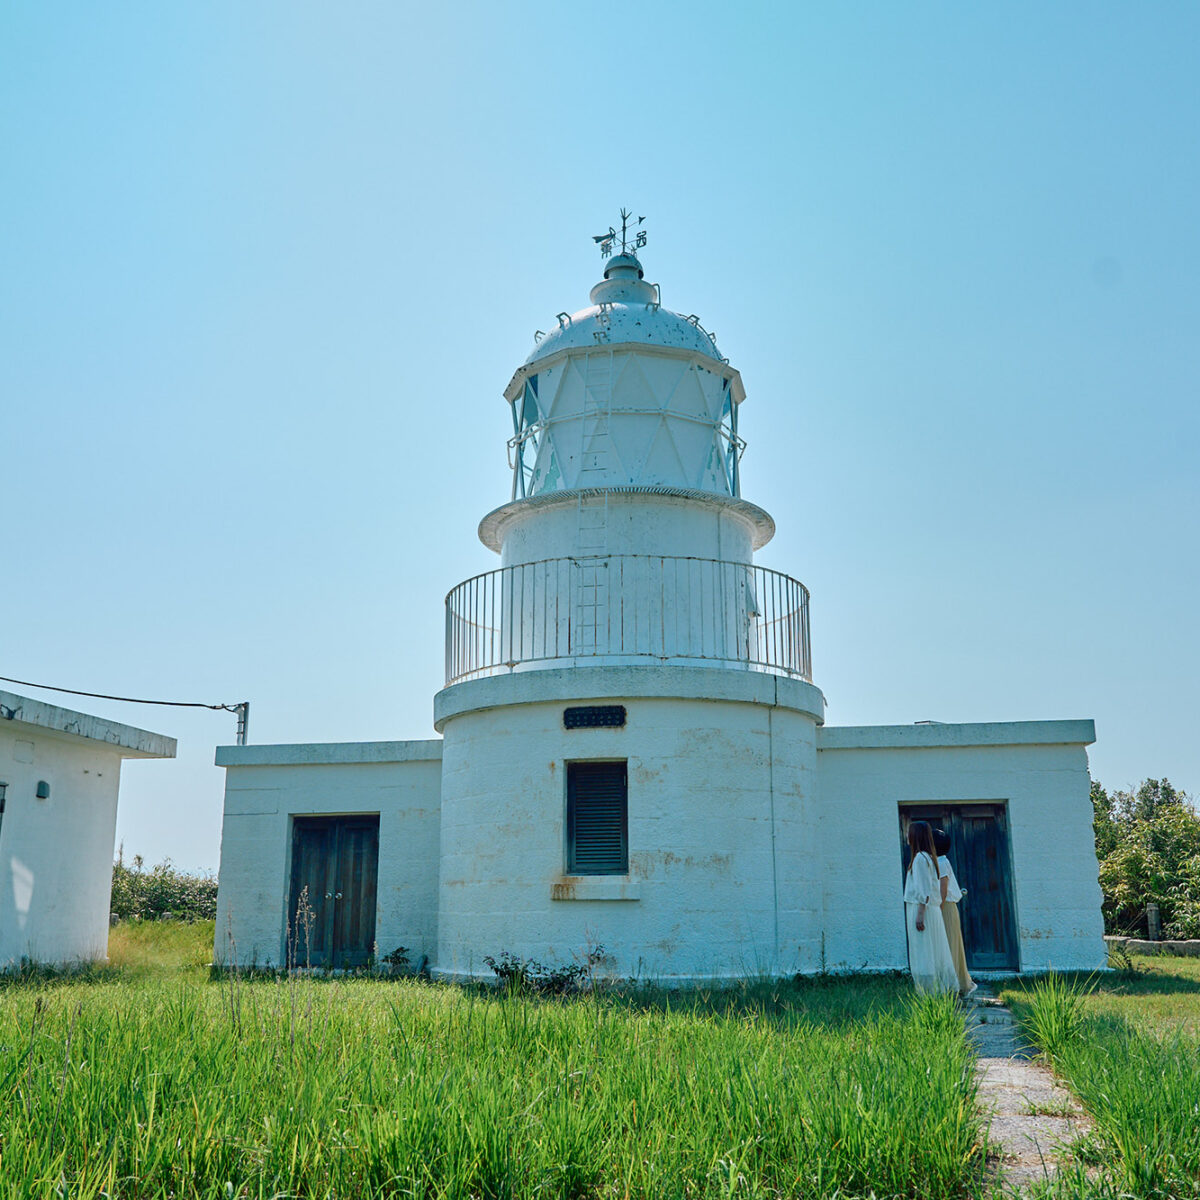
[906,901,960,995]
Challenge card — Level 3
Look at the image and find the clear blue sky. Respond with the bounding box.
[3,3,1197,872]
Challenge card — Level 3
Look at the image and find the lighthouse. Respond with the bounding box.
[433,218,827,980]
[213,219,1106,983]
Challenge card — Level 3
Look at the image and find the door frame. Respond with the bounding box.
[898,800,1021,972]
[285,812,380,969]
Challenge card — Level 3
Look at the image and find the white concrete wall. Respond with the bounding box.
[436,667,823,982]
[0,726,125,968]
[213,741,443,968]
[498,493,758,566]
[211,710,1103,980]
[815,722,1106,974]
[487,498,766,674]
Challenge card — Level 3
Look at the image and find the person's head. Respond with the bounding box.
[906,820,938,868]
[933,827,951,857]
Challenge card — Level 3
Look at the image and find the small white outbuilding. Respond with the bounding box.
[0,690,176,969]
[213,238,1107,982]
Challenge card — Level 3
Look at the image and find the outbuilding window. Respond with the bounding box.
[566,761,627,875]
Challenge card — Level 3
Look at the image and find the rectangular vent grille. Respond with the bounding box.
[564,705,627,729]
[567,761,628,875]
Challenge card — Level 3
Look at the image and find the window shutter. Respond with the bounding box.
[567,761,627,875]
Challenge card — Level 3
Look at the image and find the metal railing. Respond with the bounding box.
[445,554,811,685]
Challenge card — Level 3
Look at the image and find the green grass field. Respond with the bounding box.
[0,923,986,1200]
[108,918,217,972]
[1036,952,1200,1034]
[1001,955,1200,1200]
[7,926,1199,1199]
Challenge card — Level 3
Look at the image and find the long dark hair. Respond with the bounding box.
[906,820,942,878]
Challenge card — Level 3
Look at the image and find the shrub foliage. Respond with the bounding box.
[110,851,218,922]
[483,946,606,993]
[1093,777,1200,938]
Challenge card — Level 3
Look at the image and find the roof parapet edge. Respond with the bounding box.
[215,739,444,767]
[816,719,1096,751]
[0,690,177,758]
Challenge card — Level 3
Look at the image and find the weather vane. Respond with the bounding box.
[593,208,647,258]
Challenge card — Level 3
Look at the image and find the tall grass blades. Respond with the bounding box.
[1019,972,1088,1059]
[1015,971,1200,1200]
[1044,1018,1200,1200]
[0,971,988,1199]
[108,918,217,972]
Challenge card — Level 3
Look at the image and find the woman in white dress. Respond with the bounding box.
[903,820,960,995]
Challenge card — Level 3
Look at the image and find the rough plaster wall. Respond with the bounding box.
[769,708,827,973]
[437,695,819,982]
[498,495,755,566]
[815,743,1106,973]
[0,727,124,967]
[213,758,442,968]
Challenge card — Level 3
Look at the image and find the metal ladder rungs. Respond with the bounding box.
[576,350,612,570]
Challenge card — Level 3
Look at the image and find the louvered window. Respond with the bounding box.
[564,705,626,728]
[567,761,628,875]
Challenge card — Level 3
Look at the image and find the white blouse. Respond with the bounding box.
[903,851,942,906]
[938,855,964,903]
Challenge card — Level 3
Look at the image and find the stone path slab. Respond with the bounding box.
[967,988,1091,1194]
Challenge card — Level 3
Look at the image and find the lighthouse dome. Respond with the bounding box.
[523,252,725,368]
[500,245,752,514]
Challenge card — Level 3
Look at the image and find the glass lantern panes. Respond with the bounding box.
[509,374,542,499]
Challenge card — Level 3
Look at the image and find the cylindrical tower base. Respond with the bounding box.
[433,665,825,983]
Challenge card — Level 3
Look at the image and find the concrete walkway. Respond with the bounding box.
[967,987,1090,1194]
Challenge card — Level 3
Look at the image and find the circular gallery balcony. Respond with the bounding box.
[444,554,811,686]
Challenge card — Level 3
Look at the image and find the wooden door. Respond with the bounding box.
[289,817,336,965]
[899,804,1019,971]
[288,815,379,968]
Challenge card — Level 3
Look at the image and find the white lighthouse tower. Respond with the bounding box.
[213,217,1106,981]
[434,217,826,981]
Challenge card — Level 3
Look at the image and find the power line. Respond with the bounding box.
[0,673,238,711]
[0,674,250,743]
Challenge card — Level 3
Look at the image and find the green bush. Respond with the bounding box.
[110,851,218,922]
[1093,778,1200,938]
[482,946,606,993]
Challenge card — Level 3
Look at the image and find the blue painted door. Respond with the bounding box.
[899,804,1019,971]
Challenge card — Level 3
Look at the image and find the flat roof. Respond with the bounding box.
[0,690,177,759]
[817,719,1095,751]
[215,739,443,767]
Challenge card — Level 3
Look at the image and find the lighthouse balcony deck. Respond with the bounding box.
[445,554,810,686]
